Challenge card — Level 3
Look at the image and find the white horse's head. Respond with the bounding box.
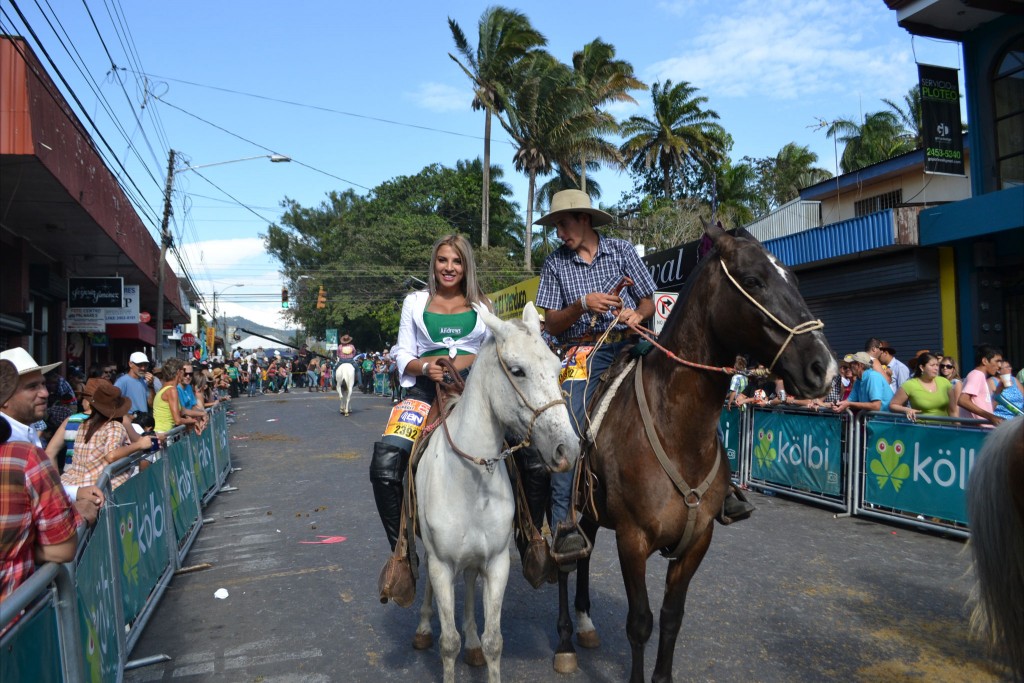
[475,302,578,473]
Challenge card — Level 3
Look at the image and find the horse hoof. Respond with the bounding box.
[576,629,600,649]
[553,651,578,674]
[464,647,485,667]
[412,632,433,650]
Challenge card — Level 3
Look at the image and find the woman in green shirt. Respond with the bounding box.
[888,352,956,421]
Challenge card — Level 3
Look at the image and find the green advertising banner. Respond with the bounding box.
[212,409,230,478]
[863,420,988,524]
[0,598,62,683]
[719,407,743,474]
[75,509,120,682]
[114,458,171,623]
[191,428,216,497]
[168,438,200,542]
[749,410,843,496]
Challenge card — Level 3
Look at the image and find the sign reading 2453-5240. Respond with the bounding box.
[863,421,986,524]
[918,63,964,176]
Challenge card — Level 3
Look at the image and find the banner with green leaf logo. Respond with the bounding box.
[168,437,200,542]
[75,508,121,682]
[863,420,987,524]
[719,407,743,474]
[749,410,843,496]
[114,458,171,623]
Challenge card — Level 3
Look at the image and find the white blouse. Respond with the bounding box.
[393,290,490,388]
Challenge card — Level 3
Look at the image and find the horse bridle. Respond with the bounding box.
[626,259,824,375]
[436,348,566,473]
[717,259,824,371]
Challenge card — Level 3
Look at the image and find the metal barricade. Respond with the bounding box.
[852,411,989,538]
[744,404,855,514]
[0,403,233,681]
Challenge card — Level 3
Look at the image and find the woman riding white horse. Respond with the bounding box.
[414,303,578,683]
[335,334,358,415]
[368,234,492,553]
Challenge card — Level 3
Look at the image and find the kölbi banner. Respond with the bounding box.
[918,63,965,176]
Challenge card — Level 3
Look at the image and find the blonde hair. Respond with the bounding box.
[427,233,492,311]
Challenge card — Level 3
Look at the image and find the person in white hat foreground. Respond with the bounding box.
[0,347,104,519]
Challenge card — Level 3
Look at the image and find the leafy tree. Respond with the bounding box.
[448,6,546,249]
[264,160,531,344]
[620,80,726,199]
[745,142,833,213]
[826,110,916,173]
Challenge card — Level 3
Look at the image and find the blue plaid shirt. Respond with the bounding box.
[536,235,657,342]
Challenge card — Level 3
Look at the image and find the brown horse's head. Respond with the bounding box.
[690,221,836,398]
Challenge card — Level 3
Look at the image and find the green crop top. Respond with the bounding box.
[421,309,477,357]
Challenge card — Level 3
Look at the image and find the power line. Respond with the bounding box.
[116,66,513,146]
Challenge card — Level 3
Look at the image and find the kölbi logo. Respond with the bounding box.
[754,428,832,471]
[869,437,977,492]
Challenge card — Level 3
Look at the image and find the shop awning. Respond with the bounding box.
[106,323,156,345]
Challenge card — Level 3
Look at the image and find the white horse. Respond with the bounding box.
[414,303,578,683]
[335,362,355,415]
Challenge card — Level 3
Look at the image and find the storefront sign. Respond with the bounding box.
[68,277,124,308]
[918,63,965,176]
[66,308,106,332]
[487,277,540,321]
[104,284,140,324]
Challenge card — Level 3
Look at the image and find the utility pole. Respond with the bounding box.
[154,149,176,364]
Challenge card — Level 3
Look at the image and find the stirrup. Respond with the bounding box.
[549,521,592,565]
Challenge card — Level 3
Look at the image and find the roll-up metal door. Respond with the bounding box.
[795,249,943,359]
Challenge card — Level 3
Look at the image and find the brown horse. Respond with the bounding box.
[553,224,835,682]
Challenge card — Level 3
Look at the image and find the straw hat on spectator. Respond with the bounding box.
[0,347,61,375]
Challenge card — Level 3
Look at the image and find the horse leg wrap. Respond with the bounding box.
[370,441,411,550]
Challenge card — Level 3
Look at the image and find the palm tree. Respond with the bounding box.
[826,111,917,173]
[499,54,618,270]
[883,86,923,148]
[619,80,726,199]
[570,39,645,191]
[448,7,546,250]
[771,142,832,207]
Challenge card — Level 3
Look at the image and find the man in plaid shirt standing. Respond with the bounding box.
[0,358,80,607]
[535,190,657,561]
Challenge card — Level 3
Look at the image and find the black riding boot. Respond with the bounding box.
[517,445,552,531]
[369,441,410,550]
[718,484,756,524]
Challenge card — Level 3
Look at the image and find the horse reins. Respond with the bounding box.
[435,350,566,473]
[614,259,823,375]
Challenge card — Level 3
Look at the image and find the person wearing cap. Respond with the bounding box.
[115,351,155,417]
[61,381,147,490]
[0,358,82,606]
[833,351,895,414]
[533,191,670,558]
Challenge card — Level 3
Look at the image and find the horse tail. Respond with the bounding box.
[966,418,1024,680]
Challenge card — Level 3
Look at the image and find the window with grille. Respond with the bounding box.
[854,189,903,217]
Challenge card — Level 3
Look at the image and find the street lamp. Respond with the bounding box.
[211,284,244,360]
[154,150,290,362]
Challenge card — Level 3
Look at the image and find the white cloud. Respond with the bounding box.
[647,0,911,102]
[409,82,470,112]
[174,237,268,272]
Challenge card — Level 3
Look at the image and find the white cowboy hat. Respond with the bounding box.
[535,189,614,227]
[0,347,62,376]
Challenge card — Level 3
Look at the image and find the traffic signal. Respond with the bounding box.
[316,285,327,310]
[281,287,289,309]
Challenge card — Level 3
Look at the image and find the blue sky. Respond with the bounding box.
[3,0,964,328]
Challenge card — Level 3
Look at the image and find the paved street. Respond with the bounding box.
[124,387,1008,683]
